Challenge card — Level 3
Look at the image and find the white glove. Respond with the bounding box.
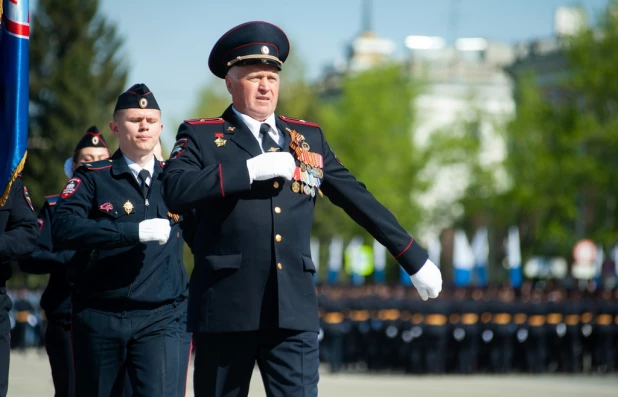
[410,259,442,301]
[246,152,296,183]
[139,218,171,245]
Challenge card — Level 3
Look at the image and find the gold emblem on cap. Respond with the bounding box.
[123,200,134,214]
[261,45,270,55]
[139,97,148,109]
[92,136,99,145]
[214,137,227,147]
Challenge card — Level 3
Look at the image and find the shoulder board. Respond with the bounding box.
[84,159,113,171]
[185,118,225,125]
[44,194,60,207]
[278,115,320,128]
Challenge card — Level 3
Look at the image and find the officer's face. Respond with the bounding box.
[226,64,279,121]
[72,147,110,171]
[110,109,163,157]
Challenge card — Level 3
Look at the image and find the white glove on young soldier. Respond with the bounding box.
[410,259,442,301]
[138,218,171,245]
[246,152,296,183]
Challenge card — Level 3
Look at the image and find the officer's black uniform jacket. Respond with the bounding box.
[52,150,188,306]
[19,195,72,318]
[162,105,428,333]
[0,176,39,283]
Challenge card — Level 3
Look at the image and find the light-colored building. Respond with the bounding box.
[404,36,515,233]
[506,6,587,103]
[318,4,516,235]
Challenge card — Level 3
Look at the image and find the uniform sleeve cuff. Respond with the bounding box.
[121,223,140,245]
[397,239,429,275]
[219,163,251,196]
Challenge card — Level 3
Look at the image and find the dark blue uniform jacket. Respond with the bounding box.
[162,105,428,333]
[0,176,39,282]
[19,195,73,318]
[52,150,188,306]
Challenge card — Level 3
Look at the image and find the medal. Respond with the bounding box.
[291,181,300,193]
[303,184,311,195]
[214,133,226,147]
[123,200,134,214]
[317,168,323,178]
[300,163,307,172]
[310,187,316,197]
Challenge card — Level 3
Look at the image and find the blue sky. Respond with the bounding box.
[98,0,609,148]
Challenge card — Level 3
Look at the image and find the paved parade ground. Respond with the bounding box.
[7,350,618,397]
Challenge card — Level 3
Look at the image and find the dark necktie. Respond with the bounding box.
[259,123,281,152]
[138,169,151,198]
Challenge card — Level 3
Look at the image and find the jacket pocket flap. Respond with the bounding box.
[302,255,316,273]
[205,254,243,271]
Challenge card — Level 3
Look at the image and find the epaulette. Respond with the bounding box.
[279,115,320,128]
[185,118,225,125]
[83,159,113,171]
[44,194,60,207]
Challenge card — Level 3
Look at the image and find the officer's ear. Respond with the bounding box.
[225,75,233,95]
[109,119,120,138]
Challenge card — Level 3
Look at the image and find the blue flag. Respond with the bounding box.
[453,230,475,287]
[0,0,30,205]
[507,226,522,288]
[471,227,489,287]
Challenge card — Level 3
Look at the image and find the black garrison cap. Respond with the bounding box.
[74,125,108,152]
[208,21,290,79]
[114,83,160,112]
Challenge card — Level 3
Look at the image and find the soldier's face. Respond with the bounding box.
[72,147,110,170]
[226,64,279,121]
[110,108,163,157]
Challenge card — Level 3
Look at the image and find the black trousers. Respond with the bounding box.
[72,299,190,397]
[193,329,319,397]
[0,293,11,397]
[45,317,74,397]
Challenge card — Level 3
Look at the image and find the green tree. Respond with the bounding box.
[473,2,618,263]
[26,0,127,209]
[313,65,427,280]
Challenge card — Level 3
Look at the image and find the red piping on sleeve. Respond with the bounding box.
[395,238,414,259]
[219,164,225,197]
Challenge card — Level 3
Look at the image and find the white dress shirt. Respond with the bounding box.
[123,155,155,187]
[231,106,284,151]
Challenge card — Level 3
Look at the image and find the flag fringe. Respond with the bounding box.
[0,151,28,207]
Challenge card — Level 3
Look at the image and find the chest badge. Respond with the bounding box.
[123,200,134,214]
[99,202,114,212]
[214,133,226,147]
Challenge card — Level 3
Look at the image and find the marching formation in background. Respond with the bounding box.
[2,0,618,396]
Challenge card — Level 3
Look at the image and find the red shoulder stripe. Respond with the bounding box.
[185,118,225,125]
[279,115,320,128]
[87,165,112,171]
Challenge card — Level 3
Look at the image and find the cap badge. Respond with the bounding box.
[139,97,148,109]
[261,46,270,55]
[92,136,99,145]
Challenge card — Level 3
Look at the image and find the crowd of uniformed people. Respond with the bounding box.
[317,281,618,374]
